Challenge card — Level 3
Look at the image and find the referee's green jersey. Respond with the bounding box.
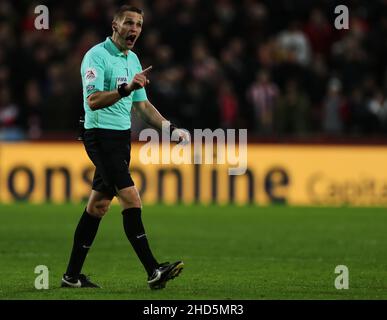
[81,37,147,130]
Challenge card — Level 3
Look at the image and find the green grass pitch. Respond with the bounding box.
[0,203,386,300]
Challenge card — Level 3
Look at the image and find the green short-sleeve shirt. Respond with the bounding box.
[81,37,147,130]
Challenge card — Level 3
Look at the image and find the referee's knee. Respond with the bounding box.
[87,200,111,218]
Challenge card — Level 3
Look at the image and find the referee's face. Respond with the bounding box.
[113,11,143,50]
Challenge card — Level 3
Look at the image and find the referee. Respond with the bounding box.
[61,5,189,290]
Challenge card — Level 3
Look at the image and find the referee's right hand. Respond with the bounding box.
[127,66,152,92]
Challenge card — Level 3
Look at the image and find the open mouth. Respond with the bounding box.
[126,34,136,45]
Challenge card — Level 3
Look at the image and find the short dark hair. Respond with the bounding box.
[113,5,144,21]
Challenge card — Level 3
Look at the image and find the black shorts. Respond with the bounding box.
[83,128,134,197]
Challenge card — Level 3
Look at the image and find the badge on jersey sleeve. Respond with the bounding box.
[116,76,129,88]
[85,68,97,84]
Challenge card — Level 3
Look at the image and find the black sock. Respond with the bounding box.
[122,207,159,276]
[65,209,101,277]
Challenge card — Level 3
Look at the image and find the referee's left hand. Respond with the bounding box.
[171,127,190,145]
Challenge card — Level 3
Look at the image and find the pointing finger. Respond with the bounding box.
[140,65,153,75]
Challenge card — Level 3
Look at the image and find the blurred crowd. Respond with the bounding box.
[1,0,387,141]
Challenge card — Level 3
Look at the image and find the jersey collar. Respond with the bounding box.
[105,37,128,57]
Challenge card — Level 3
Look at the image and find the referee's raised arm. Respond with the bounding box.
[87,90,122,110]
[87,66,152,110]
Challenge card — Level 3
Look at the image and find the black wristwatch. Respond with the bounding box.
[117,83,130,97]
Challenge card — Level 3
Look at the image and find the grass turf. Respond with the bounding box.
[0,203,386,300]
